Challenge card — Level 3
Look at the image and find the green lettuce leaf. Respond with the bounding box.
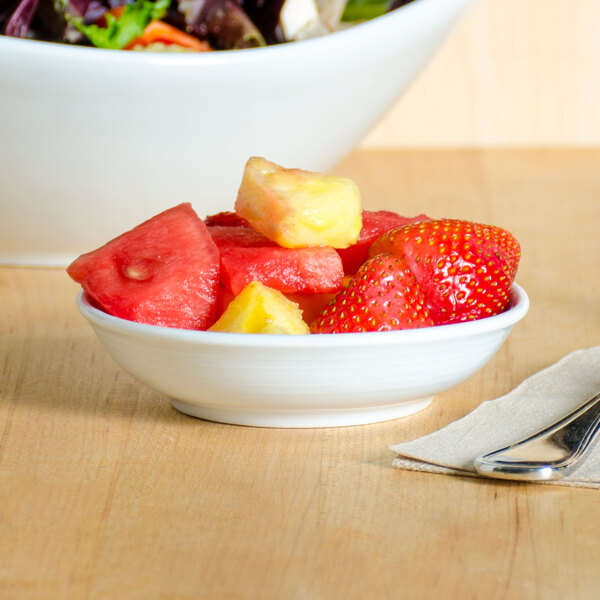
[341,0,390,22]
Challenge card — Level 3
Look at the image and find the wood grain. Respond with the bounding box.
[361,0,600,147]
[2,150,600,599]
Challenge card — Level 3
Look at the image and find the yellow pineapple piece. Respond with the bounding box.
[235,156,362,249]
[208,281,310,334]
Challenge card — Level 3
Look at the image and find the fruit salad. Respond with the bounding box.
[67,156,521,335]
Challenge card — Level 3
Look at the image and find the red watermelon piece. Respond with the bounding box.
[203,211,251,228]
[207,225,274,248]
[284,290,341,324]
[67,203,220,330]
[337,210,431,274]
[207,225,344,296]
[219,246,344,296]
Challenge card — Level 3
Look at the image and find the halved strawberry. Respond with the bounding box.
[369,219,520,325]
[310,254,434,333]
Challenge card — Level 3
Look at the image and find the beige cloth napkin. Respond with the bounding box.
[391,346,600,489]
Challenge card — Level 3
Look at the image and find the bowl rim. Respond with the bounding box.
[76,282,529,348]
[0,0,471,65]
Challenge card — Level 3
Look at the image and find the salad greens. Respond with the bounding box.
[342,0,390,22]
[343,0,415,21]
[67,0,169,49]
[0,0,415,50]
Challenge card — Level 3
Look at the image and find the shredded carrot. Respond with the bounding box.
[126,20,210,51]
[96,7,210,51]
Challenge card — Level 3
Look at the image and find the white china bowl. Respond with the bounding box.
[76,283,529,428]
[0,0,473,266]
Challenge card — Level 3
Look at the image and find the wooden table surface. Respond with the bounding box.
[2,149,600,599]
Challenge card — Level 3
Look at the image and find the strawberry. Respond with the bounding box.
[369,219,520,325]
[310,254,434,333]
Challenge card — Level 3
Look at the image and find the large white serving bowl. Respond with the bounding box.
[0,0,474,266]
[75,283,528,428]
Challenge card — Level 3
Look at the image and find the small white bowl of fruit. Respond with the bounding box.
[69,157,529,427]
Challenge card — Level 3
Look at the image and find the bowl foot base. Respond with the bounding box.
[169,397,433,428]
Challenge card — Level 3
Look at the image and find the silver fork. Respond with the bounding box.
[474,391,600,481]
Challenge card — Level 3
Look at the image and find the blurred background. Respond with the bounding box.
[360,0,600,148]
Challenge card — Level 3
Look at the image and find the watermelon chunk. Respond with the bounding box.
[337,210,431,274]
[219,246,344,296]
[204,211,251,228]
[208,225,344,296]
[67,203,220,330]
[284,290,340,325]
[207,225,275,248]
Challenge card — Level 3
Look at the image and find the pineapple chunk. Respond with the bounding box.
[235,156,362,249]
[209,281,310,334]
